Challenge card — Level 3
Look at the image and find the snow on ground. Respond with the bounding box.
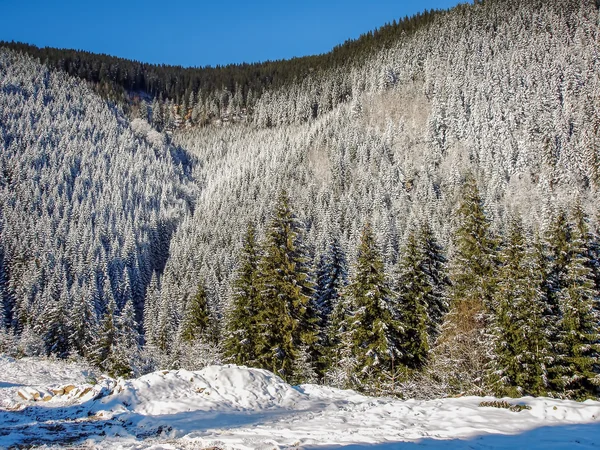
[1,356,600,449]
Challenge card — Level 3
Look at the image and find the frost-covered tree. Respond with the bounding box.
[223,222,261,366]
[179,282,211,343]
[394,231,430,370]
[338,223,401,390]
[489,217,551,397]
[432,176,498,395]
[546,208,600,399]
[254,192,318,381]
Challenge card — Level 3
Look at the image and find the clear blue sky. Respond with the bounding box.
[0,0,471,68]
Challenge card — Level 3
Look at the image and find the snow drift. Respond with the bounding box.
[2,357,600,449]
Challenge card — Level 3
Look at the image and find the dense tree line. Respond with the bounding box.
[0,49,195,376]
[0,7,443,120]
[152,184,598,399]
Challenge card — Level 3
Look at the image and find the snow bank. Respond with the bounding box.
[99,365,309,416]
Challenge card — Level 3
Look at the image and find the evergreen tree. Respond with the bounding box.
[90,296,118,372]
[490,217,551,397]
[432,176,498,395]
[41,279,72,357]
[143,272,160,346]
[313,237,348,331]
[110,298,141,378]
[339,223,401,390]
[68,286,98,358]
[179,282,210,343]
[313,237,348,374]
[394,230,430,370]
[417,222,449,340]
[224,222,261,366]
[550,208,600,399]
[573,204,600,307]
[254,191,318,381]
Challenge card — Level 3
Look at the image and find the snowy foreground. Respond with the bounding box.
[2,357,600,449]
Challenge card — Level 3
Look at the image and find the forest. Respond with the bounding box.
[1,0,599,400]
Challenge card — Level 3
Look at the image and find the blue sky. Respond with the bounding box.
[1,0,471,67]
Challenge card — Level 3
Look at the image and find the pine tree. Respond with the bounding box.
[417,222,449,340]
[313,238,348,330]
[68,286,98,358]
[143,272,160,346]
[573,204,600,308]
[90,296,117,372]
[224,222,260,366]
[489,217,551,397]
[339,223,401,390]
[394,231,430,370]
[552,208,600,399]
[433,175,498,395]
[313,237,348,374]
[41,278,72,357]
[109,298,141,378]
[179,282,210,343]
[254,191,318,381]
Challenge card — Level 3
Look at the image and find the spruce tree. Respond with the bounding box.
[417,221,449,340]
[553,208,600,399]
[490,217,551,397]
[42,279,72,358]
[313,237,348,331]
[224,222,261,366]
[339,223,401,390]
[544,210,577,393]
[254,191,318,381]
[313,237,348,374]
[68,286,98,358]
[179,282,210,343]
[394,231,430,370]
[109,298,141,378]
[433,175,498,394]
[90,296,117,373]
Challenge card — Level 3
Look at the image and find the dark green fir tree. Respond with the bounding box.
[489,216,551,397]
[551,208,600,399]
[394,230,429,370]
[224,222,261,366]
[339,223,401,390]
[179,282,211,343]
[417,221,449,341]
[254,191,318,381]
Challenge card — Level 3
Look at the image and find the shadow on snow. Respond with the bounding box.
[308,422,600,449]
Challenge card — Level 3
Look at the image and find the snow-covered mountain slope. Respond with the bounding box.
[2,357,600,449]
[0,49,196,356]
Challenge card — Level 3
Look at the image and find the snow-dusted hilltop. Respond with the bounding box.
[2,357,600,449]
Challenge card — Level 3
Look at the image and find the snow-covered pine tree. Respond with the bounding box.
[489,216,551,397]
[254,191,318,382]
[312,236,348,374]
[223,222,261,366]
[339,223,401,392]
[41,277,72,358]
[394,230,430,370]
[417,221,449,341]
[90,296,118,374]
[431,175,498,395]
[110,298,141,378]
[552,208,600,399]
[179,282,211,343]
[68,285,98,358]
